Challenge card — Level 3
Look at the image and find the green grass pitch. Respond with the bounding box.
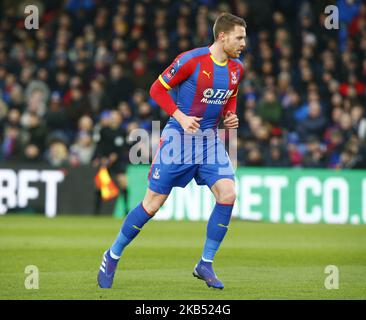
[0,215,365,300]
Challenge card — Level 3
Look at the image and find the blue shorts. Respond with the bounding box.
[148,128,235,195]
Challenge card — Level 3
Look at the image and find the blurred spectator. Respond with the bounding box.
[78,114,94,134]
[245,147,264,167]
[264,145,289,167]
[302,136,326,168]
[257,89,282,126]
[64,85,91,131]
[350,104,366,140]
[339,135,366,168]
[0,124,22,161]
[118,102,134,130]
[137,102,153,131]
[22,112,48,157]
[45,139,70,167]
[287,143,303,167]
[69,131,96,166]
[105,64,135,108]
[264,136,290,167]
[22,143,43,163]
[297,101,327,141]
[325,128,344,168]
[44,91,69,137]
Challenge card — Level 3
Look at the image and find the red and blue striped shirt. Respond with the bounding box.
[157,46,244,131]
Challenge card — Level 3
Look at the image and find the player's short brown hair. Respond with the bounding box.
[213,13,247,41]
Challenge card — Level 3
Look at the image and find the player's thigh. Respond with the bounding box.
[142,187,170,216]
[210,178,236,204]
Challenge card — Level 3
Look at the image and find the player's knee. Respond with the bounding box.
[143,188,169,216]
[217,189,236,205]
[142,199,162,216]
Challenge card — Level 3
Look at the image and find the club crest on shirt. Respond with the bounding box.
[231,71,238,85]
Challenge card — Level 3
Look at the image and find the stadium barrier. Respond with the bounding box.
[129,165,366,225]
[1,164,365,224]
[0,163,113,217]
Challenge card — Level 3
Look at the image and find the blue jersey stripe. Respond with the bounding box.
[178,63,201,113]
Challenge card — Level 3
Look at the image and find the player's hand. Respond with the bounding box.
[223,111,239,129]
[173,109,202,133]
[182,116,203,133]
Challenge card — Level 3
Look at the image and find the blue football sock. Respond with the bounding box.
[110,202,152,258]
[198,259,214,271]
[202,202,233,262]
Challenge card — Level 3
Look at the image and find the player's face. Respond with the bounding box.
[223,25,246,58]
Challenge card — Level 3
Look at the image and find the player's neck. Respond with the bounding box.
[209,43,228,65]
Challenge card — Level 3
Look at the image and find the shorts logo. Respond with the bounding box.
[231,71,238,85]
[153,168,160,179]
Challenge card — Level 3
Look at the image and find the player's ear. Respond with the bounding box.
[217,31,225,42]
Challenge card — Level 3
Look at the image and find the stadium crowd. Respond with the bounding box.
[0,0,366,169]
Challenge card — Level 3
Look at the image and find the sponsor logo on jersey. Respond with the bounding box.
[201,88,234,104]
[203,88,215,98]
